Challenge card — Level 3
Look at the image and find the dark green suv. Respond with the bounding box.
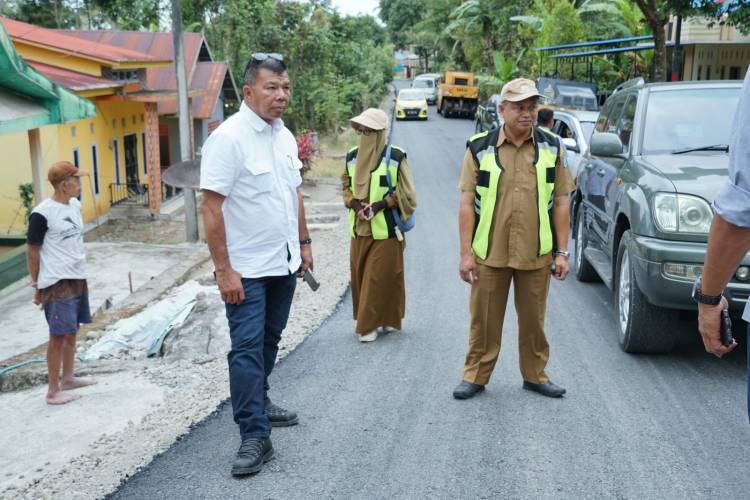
[572,78,744,353]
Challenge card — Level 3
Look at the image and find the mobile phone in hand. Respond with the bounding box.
[303,269,320,291]
[720,308,734,347]
[364,206,373,220]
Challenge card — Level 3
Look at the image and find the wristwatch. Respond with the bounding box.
[692,277,722,305]
[553,250,570,258]
[299,238,312,246]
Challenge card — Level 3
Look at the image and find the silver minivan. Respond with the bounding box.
[411,75,438,105]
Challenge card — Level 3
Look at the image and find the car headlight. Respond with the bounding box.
[652,193,713,234]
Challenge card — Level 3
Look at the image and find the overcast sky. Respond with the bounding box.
[330,0,380,18]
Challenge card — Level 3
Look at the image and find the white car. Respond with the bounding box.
[411,76,438,104]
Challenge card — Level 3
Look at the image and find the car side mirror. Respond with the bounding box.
[561,137,578,151]
[589,132,624,157]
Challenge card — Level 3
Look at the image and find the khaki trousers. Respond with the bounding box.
[462,262,551,385]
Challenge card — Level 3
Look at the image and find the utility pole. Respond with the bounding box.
[171,0,199,242]
[671,15,683,82]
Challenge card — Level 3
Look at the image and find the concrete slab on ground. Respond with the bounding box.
[0,242,208,362]
[0,371,164,492]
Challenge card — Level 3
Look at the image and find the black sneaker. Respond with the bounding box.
[232,437,274,477]
[266,399,299,427]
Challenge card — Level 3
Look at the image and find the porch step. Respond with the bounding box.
[108,204,155,222]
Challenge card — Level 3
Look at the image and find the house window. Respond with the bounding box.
[112,119,116,129]
[89,123,95,134]
[730,66,741,79]
[721,66,726,80]
[71,126,76,138]
[132,115,136,125]
[706,66,711,80]
[697,65,702,80]
[142,131,148,175]
[91,144,100,195]
[113,138,120,184]
[72,147,81,201]
[121,118,126,128]
[111,69,139,81]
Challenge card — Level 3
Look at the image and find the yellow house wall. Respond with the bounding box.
[56,99,149,225]
[0,100,149,233]
[0,126,59,234]
[14,42,104,76]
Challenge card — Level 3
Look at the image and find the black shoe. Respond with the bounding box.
[232,437,274,477]
[452,380,485,400]
[523,380,566,398]
[266,399,299,427]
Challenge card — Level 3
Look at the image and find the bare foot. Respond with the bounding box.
[46,391,81,405]
[61,377,97,390]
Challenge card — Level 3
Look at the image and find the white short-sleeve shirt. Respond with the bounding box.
[200,102,303,278]
[31,197,87,289]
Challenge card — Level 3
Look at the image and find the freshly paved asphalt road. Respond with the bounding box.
[110,85,749,500]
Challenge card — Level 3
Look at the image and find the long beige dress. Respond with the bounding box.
[341,131,417,335]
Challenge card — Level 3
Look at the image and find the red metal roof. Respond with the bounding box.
[158,61,229,119]
[56,31,203,89]
[27,61,120,92]
[1,17,164,64]
[59,31,234,118]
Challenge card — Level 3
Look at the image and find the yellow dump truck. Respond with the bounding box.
[437,71,479,118]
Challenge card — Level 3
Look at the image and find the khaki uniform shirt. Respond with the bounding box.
[458,127,575,270]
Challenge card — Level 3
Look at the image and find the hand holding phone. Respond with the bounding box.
[720,308,734,347]
[303,269,320,292]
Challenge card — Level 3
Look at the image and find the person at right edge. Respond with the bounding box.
[453,78,575,400]
[696,67,749,422]
[341,108,417,342]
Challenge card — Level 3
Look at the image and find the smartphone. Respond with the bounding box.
[720,308,734,347]
[302,269,320,292]
[364,206,373,220]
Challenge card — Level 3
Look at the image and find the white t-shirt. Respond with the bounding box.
[200,102,303,278]
[28,198,87,289]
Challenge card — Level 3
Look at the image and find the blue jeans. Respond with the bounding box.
[225,274,296,439]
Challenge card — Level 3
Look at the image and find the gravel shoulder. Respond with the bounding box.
[0,178,350,500]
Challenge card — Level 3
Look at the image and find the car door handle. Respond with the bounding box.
[596,169,606,177]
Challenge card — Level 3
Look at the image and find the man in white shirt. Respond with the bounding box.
[200,53,313,477]
[26,161,97,405]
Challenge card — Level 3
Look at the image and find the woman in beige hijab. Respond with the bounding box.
[342,108,417,342]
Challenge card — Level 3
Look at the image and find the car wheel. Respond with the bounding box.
[574,207,599,282]
[614,230,678,353]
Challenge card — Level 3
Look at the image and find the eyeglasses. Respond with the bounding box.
[251,52,284,63]
[355,128,376,135]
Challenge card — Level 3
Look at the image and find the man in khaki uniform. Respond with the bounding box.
[453,78,575,400]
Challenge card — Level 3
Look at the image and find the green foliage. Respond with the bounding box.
[18,183,34,223]
[5,0,77,28]
[200,1,392,133]
[379,0,426,48]
[539,2,585,48]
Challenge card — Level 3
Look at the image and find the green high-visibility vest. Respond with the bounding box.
[345,145,406,240]
[468,126,559,260]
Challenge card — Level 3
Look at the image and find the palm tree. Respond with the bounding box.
[444,0,500,72]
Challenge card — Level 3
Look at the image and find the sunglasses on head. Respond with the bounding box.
[251,52,284,63]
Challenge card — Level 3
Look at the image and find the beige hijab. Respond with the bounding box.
[353,129,387,200]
